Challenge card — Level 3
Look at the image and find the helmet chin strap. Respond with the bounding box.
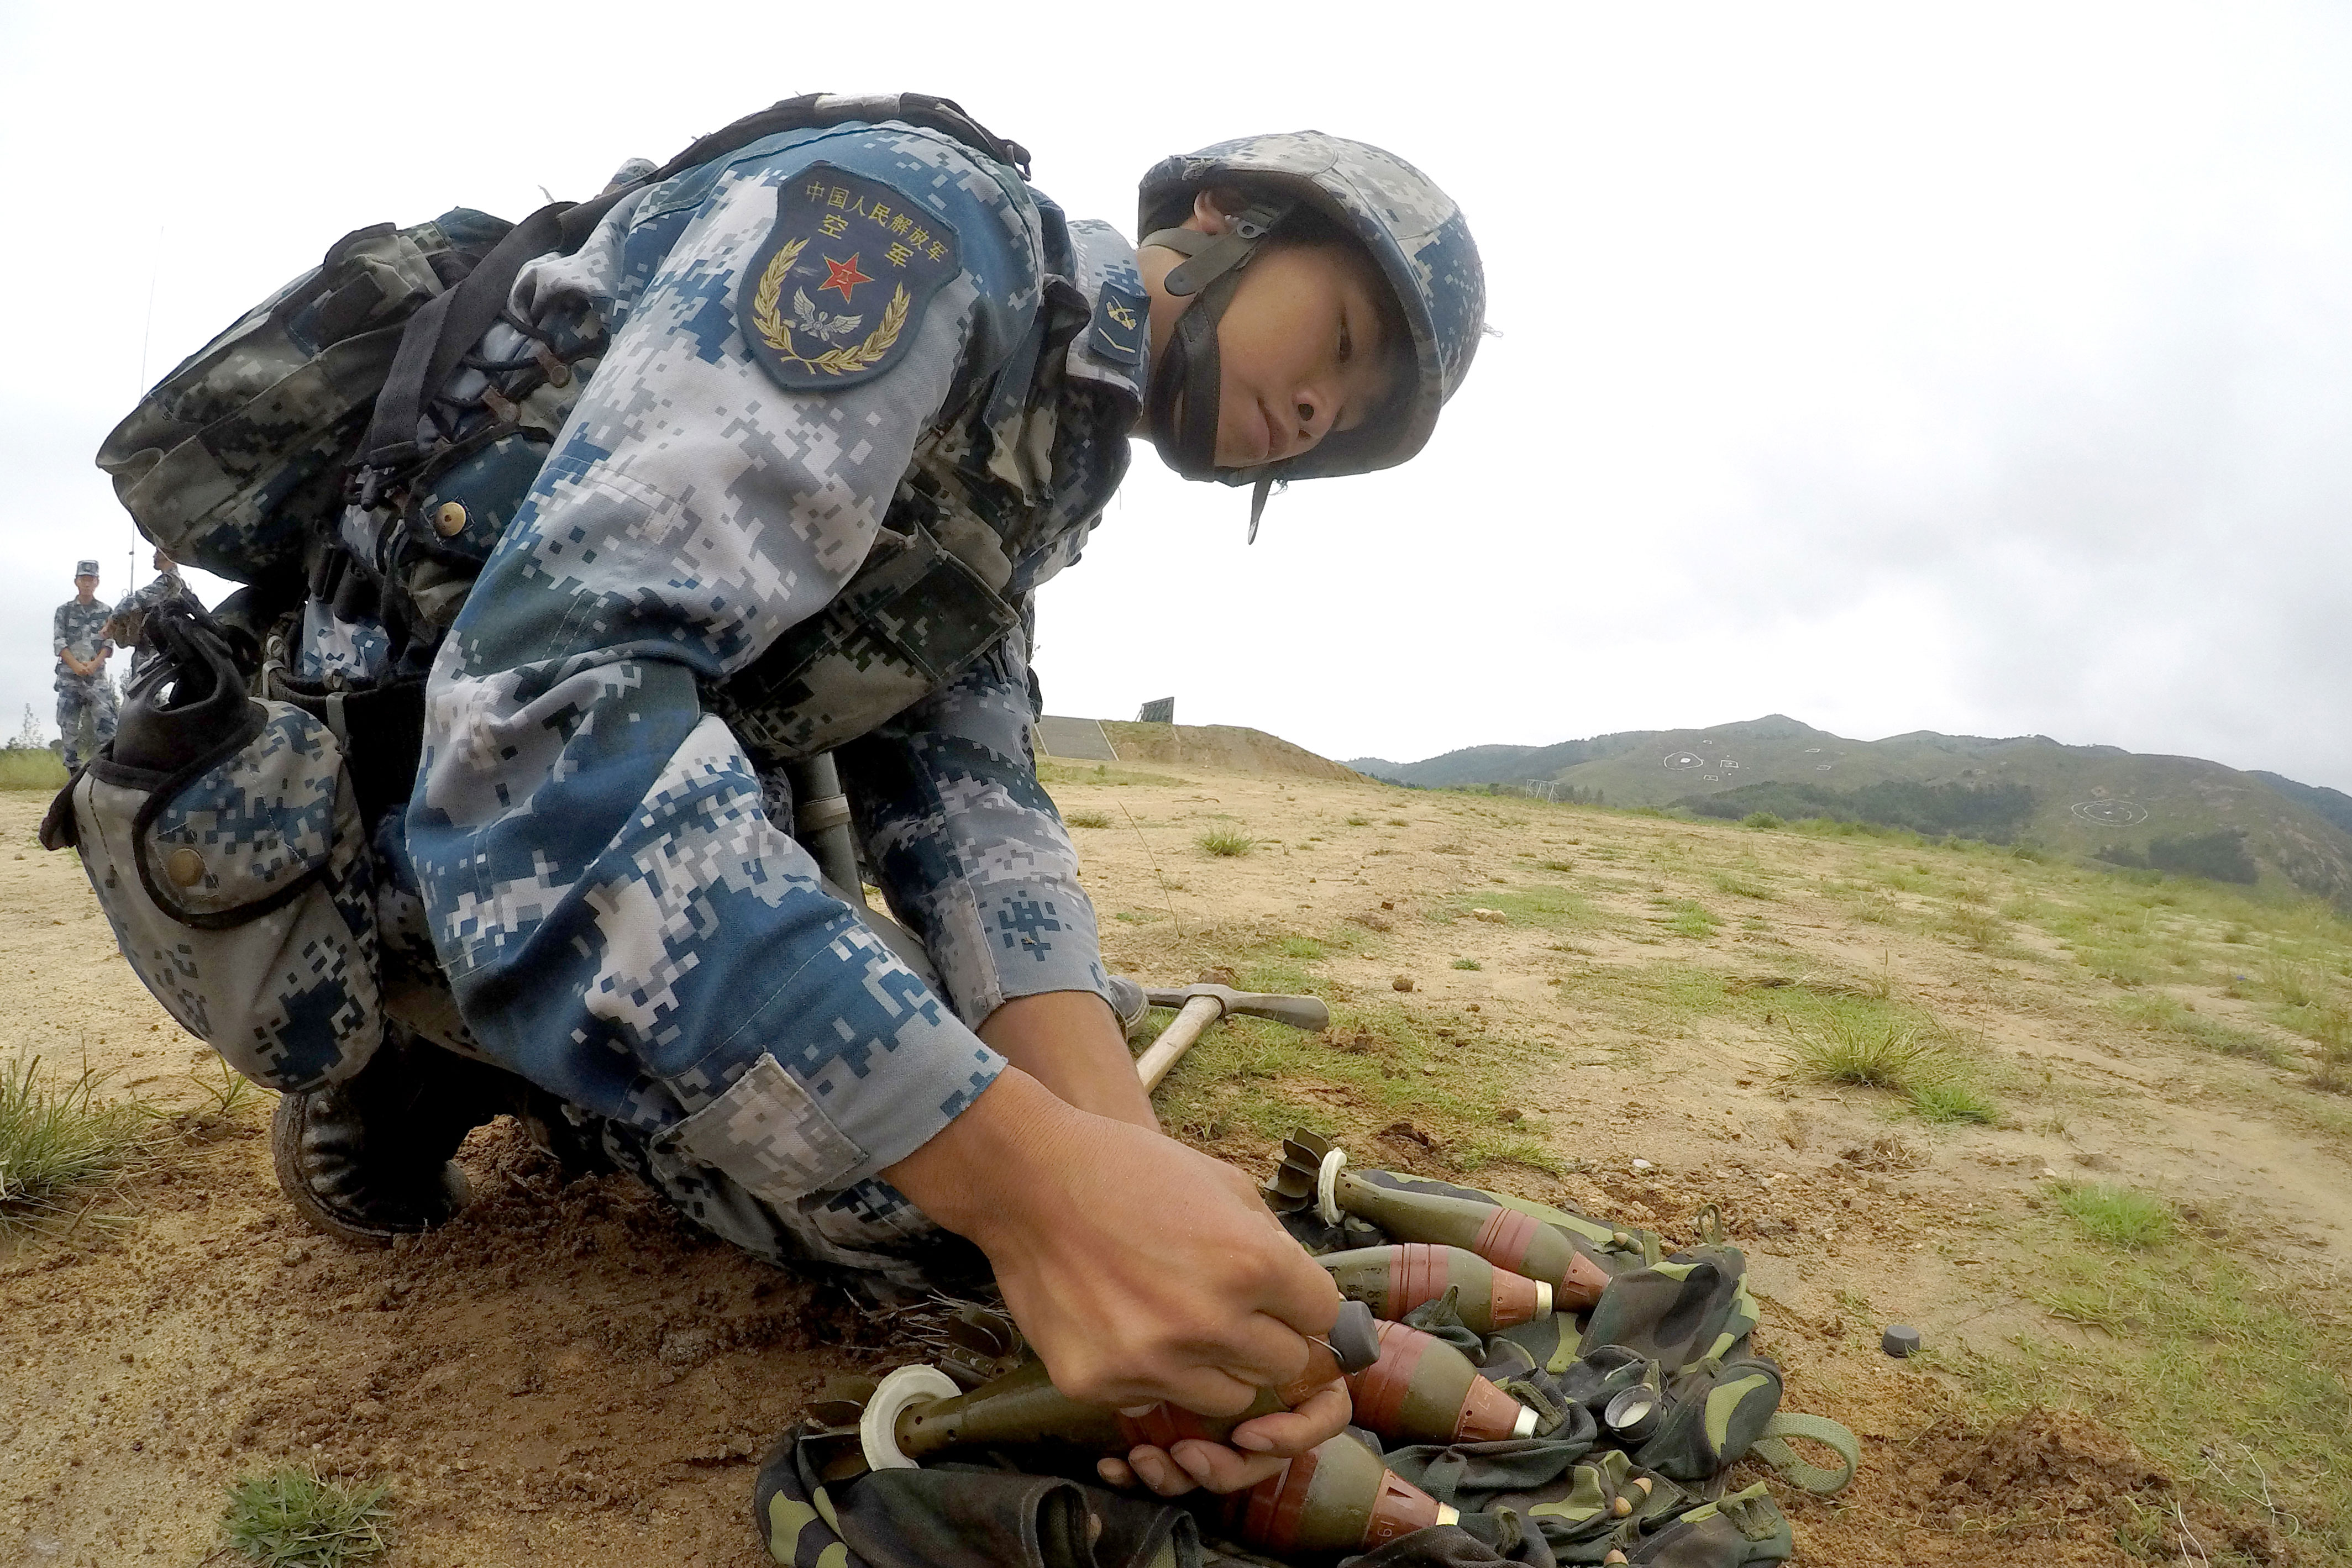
[1142,197,1295,539]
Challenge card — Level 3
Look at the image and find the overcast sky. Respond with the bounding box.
[6,3,2348,788]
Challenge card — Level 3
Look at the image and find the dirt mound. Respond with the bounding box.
[1788,1409,2292,1566]
[1097,721,1362,780]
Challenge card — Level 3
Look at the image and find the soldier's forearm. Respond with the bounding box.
[978,990,1158,1130]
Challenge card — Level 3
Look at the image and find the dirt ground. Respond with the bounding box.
[3,760,2346,1566]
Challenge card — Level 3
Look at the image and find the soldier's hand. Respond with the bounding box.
[1095,1376,1351,1497]
[885,1069,1345,1491]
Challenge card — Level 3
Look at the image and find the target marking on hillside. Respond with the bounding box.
[2071,799,2150,826]
[1663,751,1706,771]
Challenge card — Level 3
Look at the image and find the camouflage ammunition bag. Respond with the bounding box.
[39,603,382,1091]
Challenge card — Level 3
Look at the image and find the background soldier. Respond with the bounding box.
[51,559,116,770]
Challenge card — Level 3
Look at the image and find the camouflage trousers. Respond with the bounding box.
[54,679,117,772]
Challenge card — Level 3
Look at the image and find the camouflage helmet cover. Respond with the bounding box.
[1138,130,1484,484]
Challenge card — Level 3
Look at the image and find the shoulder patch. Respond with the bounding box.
[1086,281,1147,366]
[739,162,962,392]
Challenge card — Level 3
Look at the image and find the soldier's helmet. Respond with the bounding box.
[1138,131,1484,488]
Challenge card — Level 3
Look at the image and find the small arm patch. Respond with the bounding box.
[1088,281,1147,365]
[738,162,962,393]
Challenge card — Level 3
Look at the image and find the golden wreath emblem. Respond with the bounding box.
[750,238,910,375]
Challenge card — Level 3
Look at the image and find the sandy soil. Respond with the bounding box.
[2,764,2344,1566]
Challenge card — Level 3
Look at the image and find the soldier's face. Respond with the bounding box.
[74,574,98,598]
[1207,241,1397,469]
[1144,194,1400,471]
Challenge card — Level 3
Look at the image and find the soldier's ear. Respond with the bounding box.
[1188,188,1251,235]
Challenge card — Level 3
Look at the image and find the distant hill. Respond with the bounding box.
[1101,722,1359,781]
[1367,715,2352,904]
[2250,771,2352,839]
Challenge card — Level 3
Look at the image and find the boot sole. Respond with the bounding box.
[270,1091,471,1246]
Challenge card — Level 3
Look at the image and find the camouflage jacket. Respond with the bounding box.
[404,119,1144,1222]
[53,597,115,685]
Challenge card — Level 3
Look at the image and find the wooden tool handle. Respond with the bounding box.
[1134,994,1225,1092]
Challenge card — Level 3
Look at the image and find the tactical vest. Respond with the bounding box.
[96,94,1143,799]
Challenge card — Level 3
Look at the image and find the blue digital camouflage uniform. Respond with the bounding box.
[405,119,1145,1285]
[53,596,118,770]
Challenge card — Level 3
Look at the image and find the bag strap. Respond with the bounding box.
[360,203,571,471]
[1748,1412,1859,1495]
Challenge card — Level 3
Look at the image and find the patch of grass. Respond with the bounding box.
[1037,760,1186,789]
[2050,1181,2175,1249]
[0,1057,154,1236]
[1451,885,1598,930]
[1345,815,1370,827]
[1905,1077,2003,1124]
[2106,994,2296,1067]
[0,746,66,790]
[1385,818,1410,827]
[1969,1223,2352,1558]
[1451,958,1482,971]
[1537,859,1574,872]
[2266,959,2323,1009]
[1196,828,1253,857]
[1062,809,1112,829]
[1740,812,1783,829]
[1784,1014,2002,1124]
[220,1466,392,1567]
[1652,899,1719,940]
[1944,903,2011,954]
[1280,936,1327,960]
[1709,871,1774,899]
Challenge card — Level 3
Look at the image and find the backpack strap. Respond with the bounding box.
[360,203,571,474]
[1748,1411,1859,1495]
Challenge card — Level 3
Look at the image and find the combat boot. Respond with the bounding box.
[270,1033,519,1245]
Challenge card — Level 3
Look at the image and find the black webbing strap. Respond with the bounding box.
[360,202,571,469]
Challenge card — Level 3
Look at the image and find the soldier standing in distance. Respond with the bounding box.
[147,101,1481,1504]
[51,560,116,770]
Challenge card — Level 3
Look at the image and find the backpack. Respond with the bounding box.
[95,94,1039,767]
[98,93,1028,599]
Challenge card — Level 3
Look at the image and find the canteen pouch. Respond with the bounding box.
[41,606,382,1091]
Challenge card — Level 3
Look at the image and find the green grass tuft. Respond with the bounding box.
[1195,828,1253,857]
[1740,812,1783,829]
[1451,958,1482,971]
[220,1467,392,1567]
[1062,809,1111,829]
[1784,1014,2002,1123]
[1907,1078,2003,1124]
[0,1057,153,1236]
[1654,899,1720,939]
[2051,1181,2175,1249]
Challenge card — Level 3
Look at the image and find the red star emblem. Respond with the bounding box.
[819,252,872,303]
